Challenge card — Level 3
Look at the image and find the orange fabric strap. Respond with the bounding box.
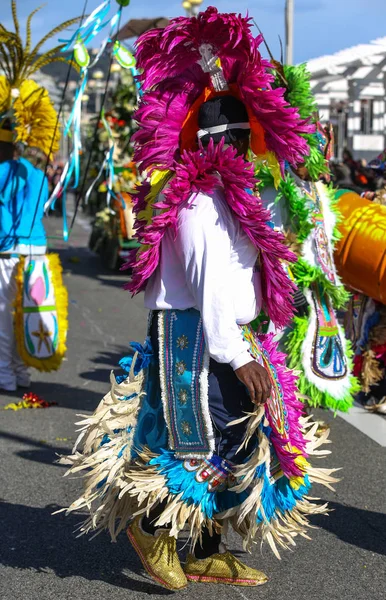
[180,84,267,156]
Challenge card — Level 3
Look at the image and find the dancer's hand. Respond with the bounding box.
[235,361,272,405]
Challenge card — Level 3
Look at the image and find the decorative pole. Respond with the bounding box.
[285,0,294,65]
[182,0,203,17]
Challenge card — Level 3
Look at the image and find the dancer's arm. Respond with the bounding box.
[176,190,271,403]
[177,190,252,368]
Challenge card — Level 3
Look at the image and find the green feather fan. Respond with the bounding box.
[278,64,328,181]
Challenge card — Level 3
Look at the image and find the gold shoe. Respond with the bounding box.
[127,516,188,591]
[184,549,268,586]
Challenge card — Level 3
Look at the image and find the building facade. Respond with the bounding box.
[308,37,386,161]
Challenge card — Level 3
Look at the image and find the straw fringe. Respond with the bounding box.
[61,370,338,558]
[227,413,339,557]
[61,327,338,559]
[58,357,147,539]
[361,349,384,393]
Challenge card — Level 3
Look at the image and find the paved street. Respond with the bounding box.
[1,212,385,600]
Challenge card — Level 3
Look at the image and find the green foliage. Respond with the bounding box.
[256,74,357,409]
[277,172,313,244]
[256,165,313,244]
[256,166,349,309]
[325,184,344,243]
[292,258,351,309]
[283,64,317,120]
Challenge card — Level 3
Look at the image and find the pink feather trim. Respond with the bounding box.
[125,141,296,329]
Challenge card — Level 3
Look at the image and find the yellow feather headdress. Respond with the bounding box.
[0,1,81,158]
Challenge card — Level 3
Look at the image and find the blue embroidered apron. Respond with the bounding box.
[133,308,290,464]
[134,309,214,458]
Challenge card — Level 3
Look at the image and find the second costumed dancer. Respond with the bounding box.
[62,8,338,590]
[0,3,71,391]
[256,62,359,413]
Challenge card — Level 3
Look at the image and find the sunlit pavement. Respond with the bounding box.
[1,212,385,600]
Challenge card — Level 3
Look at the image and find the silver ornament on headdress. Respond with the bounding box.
[197,44,229,92]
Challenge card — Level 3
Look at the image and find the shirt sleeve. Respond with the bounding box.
[176,190,253,369]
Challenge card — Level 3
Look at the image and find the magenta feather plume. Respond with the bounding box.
[132,69,206,173]
[133,6,314,173]
[125,140,296,329]
[126,7,315,327]
[135,7,257,90]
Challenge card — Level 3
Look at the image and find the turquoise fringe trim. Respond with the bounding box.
[149,450,246,519]
[150,448,313,525]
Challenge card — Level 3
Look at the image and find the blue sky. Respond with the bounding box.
[3,0,385,63]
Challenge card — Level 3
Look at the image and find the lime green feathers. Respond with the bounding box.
[279,64,328,181]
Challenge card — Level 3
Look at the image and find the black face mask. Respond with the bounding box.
[198,96,250,146]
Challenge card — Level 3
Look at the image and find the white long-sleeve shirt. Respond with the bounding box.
[144,188,262,370]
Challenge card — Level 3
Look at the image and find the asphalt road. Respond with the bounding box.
[1,213,385,600]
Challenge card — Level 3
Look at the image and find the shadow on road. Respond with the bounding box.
[0,430,72,468]
[0,431,69,466]
[55,245,129,290]
[22,381,103,412]
[312,501,386,556]
[79,348,130,383]
[0,501,173,595]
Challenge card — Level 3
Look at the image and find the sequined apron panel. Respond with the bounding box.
[241,325,289,439]
[305,181,336,284]
[158,309,213,457]
[310,284,348,380]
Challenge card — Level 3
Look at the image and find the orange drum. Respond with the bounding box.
[334,191,386,303]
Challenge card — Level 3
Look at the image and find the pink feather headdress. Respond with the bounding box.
[133,6,313,172]
[126,7,315,328]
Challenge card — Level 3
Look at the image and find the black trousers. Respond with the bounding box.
[208,359,255,464]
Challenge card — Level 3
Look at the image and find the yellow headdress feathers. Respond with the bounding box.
[0,129,14,143]
[0,1,82,157]
[12,79,61,157]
